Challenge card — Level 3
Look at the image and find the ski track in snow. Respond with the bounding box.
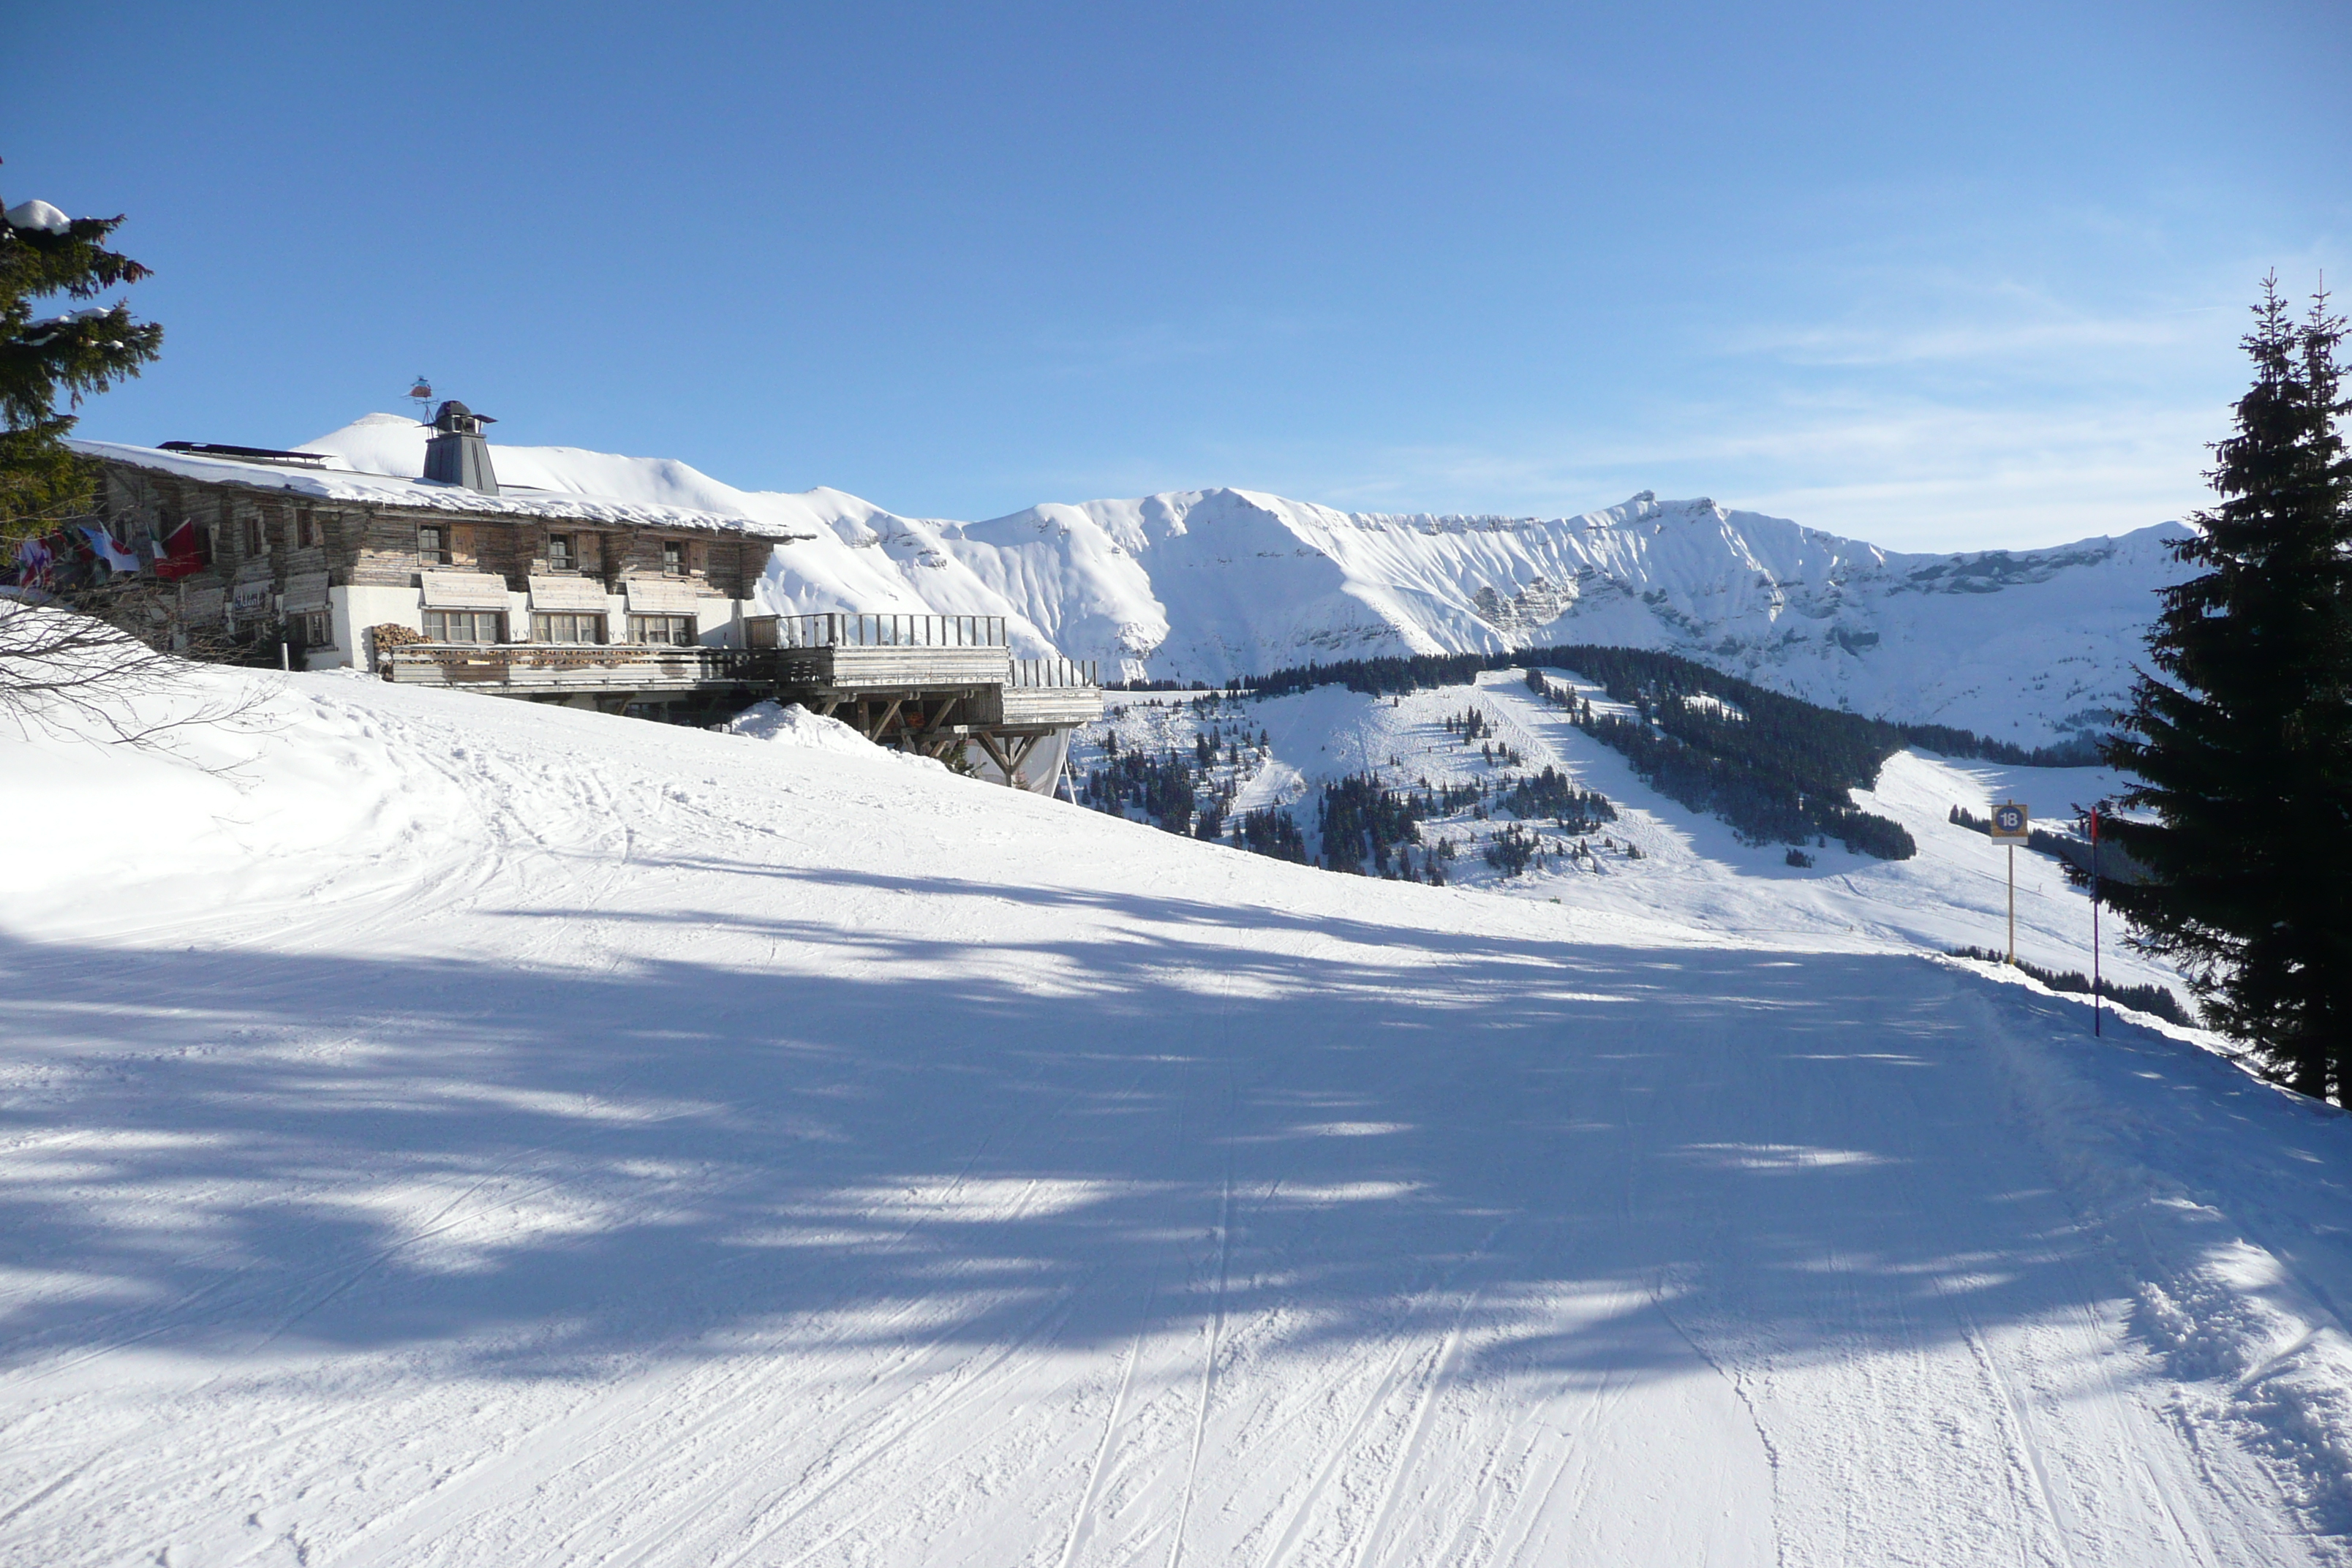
[2,665,2350,1566]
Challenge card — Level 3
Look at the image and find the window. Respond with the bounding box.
[423,608,502,643]
[661,539,685,575]
[532,611,606,644]
[547,533,574,571]
[295,513,320,550]
[242,516,265,556]
[627,614,696,646]
[418,525,452,565]
[294,610,334,649]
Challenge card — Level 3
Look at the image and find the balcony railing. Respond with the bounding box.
[379,630,1101,696]
[380,641,769,686]
[1009,656,1100,688]
[777,613,1006,649]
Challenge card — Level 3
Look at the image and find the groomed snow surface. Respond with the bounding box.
[7,663,2352,1566]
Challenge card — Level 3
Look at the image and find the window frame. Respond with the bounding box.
[532,611,606,644]
[422,608,504,644]
[627,613,697,647]
[418,524,453,566]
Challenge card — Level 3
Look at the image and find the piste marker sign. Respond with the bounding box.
[1990,802,2029,841]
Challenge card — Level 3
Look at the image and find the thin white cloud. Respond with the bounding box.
[984,254,2288,551]
[1175,395,2223,552]
[1731,310,2227,369]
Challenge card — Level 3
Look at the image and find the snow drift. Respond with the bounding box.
[718,698,940,767]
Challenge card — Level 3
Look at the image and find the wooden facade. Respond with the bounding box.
[80,444,1102,785]
[84,447,794,672]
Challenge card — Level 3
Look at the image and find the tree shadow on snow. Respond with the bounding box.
[0,862,2321,1397]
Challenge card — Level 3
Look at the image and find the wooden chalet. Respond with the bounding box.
[78,403,791,674]
[73,404,1101,786]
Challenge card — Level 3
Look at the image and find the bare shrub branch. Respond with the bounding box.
[0,592,272,758]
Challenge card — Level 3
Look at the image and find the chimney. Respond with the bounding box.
[423,400,500,495]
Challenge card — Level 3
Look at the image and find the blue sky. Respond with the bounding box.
[12,1,2349,549]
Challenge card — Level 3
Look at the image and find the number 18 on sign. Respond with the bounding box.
[1990,801,2029,963]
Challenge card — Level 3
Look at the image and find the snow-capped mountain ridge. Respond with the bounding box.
[298,415,2188,747]
[933,486,2187,746]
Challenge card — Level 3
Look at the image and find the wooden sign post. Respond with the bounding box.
[1989,801,2029,965]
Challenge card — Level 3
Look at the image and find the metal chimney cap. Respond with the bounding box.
[430,400,497,434]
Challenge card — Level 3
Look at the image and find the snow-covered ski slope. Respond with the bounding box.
[290,416,2187,747]
[7,664,2352,1567]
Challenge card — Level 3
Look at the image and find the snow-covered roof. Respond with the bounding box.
[71,424,817,540]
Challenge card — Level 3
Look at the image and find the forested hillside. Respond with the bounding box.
[1215,644,1973,860]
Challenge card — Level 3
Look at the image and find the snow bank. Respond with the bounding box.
[0,600,266,753]
[1965,960,2352,1537]
[718,698,946,772]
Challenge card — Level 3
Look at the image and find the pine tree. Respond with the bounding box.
[2103,278,2352,1096]
[1,173,162,543]
[0,174,200,742]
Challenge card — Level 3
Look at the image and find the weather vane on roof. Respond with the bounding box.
[408,375,433,422]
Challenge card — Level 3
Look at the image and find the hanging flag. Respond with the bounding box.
[80,524,141,574]
[12,534,53,589]
[154,520,203,581]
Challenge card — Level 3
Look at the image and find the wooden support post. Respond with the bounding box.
[916,693,960,739]
[916,696,962,760]
[972,729,1017,784]
[872,696,905,741]
[1003,732,1041,783]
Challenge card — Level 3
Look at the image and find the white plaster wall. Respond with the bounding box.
[695,599,748,647]
[331,585,426,671]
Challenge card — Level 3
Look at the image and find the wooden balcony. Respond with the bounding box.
[753,615,1101,718]
[380,614,1104,749]
[1000,657,1105,726]
[380,642,764,696]
[758,612,1020,691]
